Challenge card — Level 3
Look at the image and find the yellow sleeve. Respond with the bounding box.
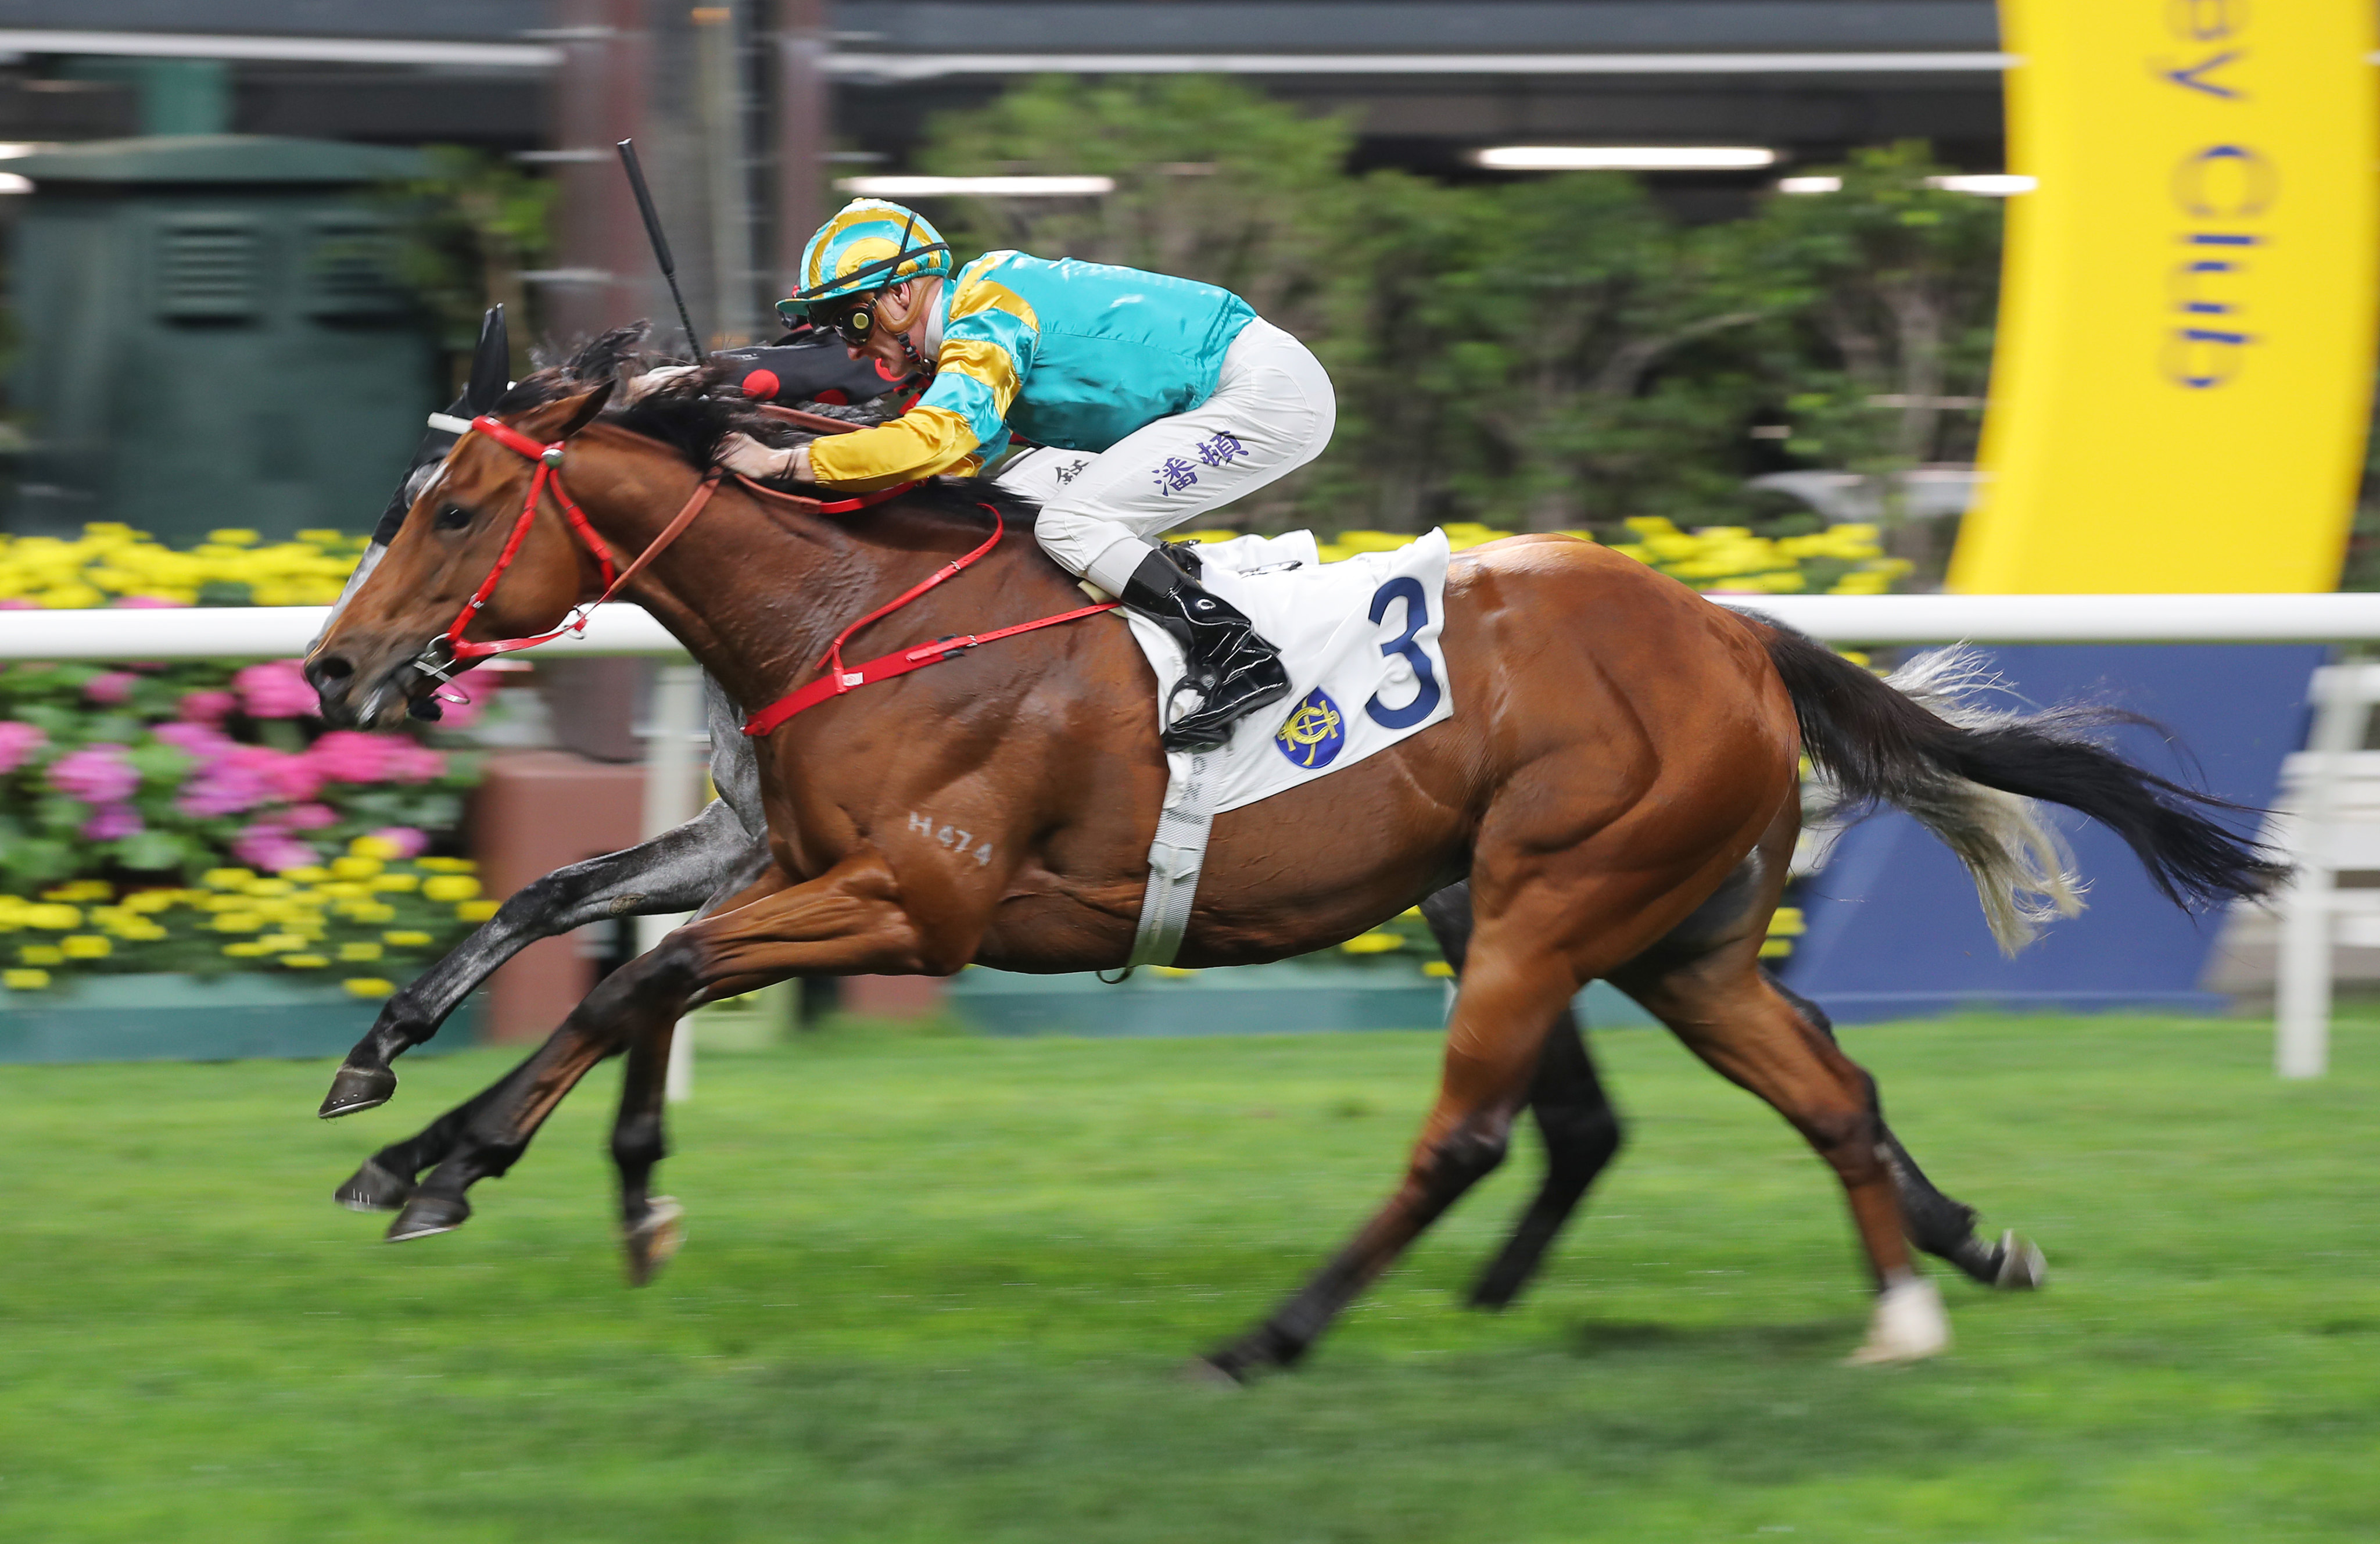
[807,405,983,490]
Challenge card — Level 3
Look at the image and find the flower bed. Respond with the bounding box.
[0,525,367,609]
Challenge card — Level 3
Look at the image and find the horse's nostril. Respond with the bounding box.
[305,655,354,693]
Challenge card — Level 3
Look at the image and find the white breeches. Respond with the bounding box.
[992,317,1337,594]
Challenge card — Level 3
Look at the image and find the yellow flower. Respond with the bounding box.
[1339,932,1404,955]
[331,855,384,880]
[282,866,331,884]
[454,900,499,923]
[44,880,112,902]
[4,968,52,990]
[59,934,111,959]
[421,876,481,903]
[207,528,260,546]
[26,904,80,930]
[1767,907,1807,938]
[347,834,404,862]
[257,933,306,953]
[123,890,177,913]
[338,941,384,962]
[280,954,329,969]
[370,873,420,893]
[221,941,271,958]
[210,912,264,933]
[382,930,433,947]
[17,945,64,966]
[1422,960,1455,979]
[341,901,397,924]
[203,868,256,890]
[343,977,396,998]
[416,857,477,874]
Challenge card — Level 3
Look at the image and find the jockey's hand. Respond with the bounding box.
[716,431,812,484]
[622,364,700,403]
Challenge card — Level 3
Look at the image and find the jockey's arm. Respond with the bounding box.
[805,288,1037,490]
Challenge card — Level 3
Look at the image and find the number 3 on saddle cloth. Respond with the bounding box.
[1113,530,1454,971]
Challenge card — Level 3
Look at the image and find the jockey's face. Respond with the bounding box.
[845,278,936,372]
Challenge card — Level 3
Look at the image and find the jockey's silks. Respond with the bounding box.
[807,252,1257,491]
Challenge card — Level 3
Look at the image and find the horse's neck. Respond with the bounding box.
[579,448,1034,715]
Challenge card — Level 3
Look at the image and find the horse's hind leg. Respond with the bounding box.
[1766,972,2045,1291]
[1611,950,1946,1364]
[1421,883,1624,1311]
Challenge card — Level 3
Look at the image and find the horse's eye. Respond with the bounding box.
[435,504,472,532]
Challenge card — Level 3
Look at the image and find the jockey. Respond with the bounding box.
[720,199,1335,753]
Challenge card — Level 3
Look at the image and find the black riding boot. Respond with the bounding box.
[1119,547,1291,752]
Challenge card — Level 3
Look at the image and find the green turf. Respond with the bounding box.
[1,1011,2374,1543]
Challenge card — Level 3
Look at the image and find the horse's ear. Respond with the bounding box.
[518,379,616,443]
[463,304,510,414]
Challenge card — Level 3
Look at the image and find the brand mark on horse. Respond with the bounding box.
[1273,689,1346,769]
[908,809,993,866]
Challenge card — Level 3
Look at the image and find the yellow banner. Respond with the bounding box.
[1949,1,2378,593]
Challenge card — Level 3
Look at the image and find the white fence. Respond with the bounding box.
[8,592,2380,1080]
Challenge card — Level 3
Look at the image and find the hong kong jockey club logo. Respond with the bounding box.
[1273,688,1345,769]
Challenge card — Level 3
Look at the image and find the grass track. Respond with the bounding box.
[1,1012,2374,1543]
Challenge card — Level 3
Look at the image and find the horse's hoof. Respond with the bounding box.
[386,1194,469,1242]
[1844,1276,1951,1366]
[622,1196,686,1288]
[334,1158,414,1213]
[1180,1356,1249,1388]
[319,1062,397,1120]
[1991,1230,2047,1291]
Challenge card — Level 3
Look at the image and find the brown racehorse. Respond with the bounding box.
[307,348,2281,1374]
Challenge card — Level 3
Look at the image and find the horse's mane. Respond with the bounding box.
[494,322,1046,536]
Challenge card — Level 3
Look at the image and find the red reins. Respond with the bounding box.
[432,412,1118,732]
[435,414,910,667]
[741,503,1118,737]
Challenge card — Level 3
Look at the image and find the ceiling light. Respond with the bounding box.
[1778,172,2038,196]
[1928,173,2035,195]
[836,174,1115,197]
[1476,145,1778,171]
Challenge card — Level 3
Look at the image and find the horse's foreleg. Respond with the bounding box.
[1765,972,2045,1291]
[378,853,929,1246]
[611,1019,683,1285]
[1421,883,1625,1311]
[320,800,761,1119]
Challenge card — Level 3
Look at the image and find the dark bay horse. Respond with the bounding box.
[306,354,2279,1373]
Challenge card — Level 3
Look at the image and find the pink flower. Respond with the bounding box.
[368,825,429,859]
[0,599,35,611]
[84,671,137,705]
[282,803,338,831]
[178,690,236,725]
[381,741,446,784]
[233,659,318,720]
[82,803,144,841]
[175,747,296,818]
[153,721,237,762]
[46,744,139,804]
[231,824,318,874]
[0,721,47,775]
[307,730,390,784]
[110,595,189,609]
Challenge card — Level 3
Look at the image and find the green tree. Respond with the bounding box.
[388,146,556,385]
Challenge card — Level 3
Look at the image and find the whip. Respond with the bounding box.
[615,138,704,360]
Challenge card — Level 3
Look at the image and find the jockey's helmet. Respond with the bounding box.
[777,199,955,327]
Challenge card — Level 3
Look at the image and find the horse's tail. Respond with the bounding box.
[1747,616,2289,954]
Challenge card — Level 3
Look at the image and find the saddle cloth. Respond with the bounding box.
[1126,528,1455,814]
[1116,528,1453,968]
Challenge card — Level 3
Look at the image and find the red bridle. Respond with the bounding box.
[418,414,911,684]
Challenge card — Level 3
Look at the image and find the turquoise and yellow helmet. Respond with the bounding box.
[777,199,954,324]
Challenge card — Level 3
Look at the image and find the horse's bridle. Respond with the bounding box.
[410,414,723,687]
[409,412,916,694]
